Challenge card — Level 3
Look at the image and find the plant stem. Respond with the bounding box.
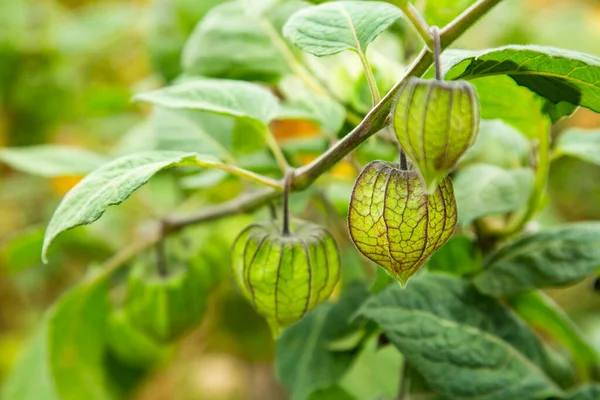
[431,26,442,80]
[264,128,291,173]
[282,170,294,236]
[190,158,283,189]
[399,2,433,49]
[358,50,381,105]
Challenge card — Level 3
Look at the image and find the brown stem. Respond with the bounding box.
[432,25,442,81]
[282,170,295,236]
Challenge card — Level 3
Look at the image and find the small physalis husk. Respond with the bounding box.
[231,220,340,337]
[393,77,480,193]
[125,260,210,343]
[348,160,457,286]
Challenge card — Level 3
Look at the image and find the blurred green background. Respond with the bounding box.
[1,0,600,399]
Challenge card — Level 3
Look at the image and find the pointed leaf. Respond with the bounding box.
[283,1,403,56]
[0,145,109,177]
[134,79,279,130]
[442,46,600,113]
[454,164,535,227]
[42,151,213,261]
[474,222,600,297]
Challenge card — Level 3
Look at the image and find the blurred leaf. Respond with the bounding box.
[106,309,169,368]
[423,0,476,27]
[182,1,304,81]
[426,235,481,276]
[467,75,551,139]
[567,385,600,400]
[276,284,368,400]
[509,290,598,380]
[42,151,218,261]
[283,1,402,56]
[555,128,600,166]
[152,107,235,159]
[1,227,44,274]
[461,119,530,169]
[340,337,402,400]
[358,274,564,400]
[2,280,115,400]
[125,260,209,342]
[308,386,354,400]
[474,222,600,297]
[0,145,109,177]
[442,46,600,113]
[454,163,534,227]
[277,77,346,136]
[134,79,279,131]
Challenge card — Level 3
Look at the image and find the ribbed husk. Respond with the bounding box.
[348,160,457,285]
[393,77,480,193]
[231,220,340,337]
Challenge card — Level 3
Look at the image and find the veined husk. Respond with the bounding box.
[348,160,457,285]
[393,77,480,193]
[231,220,340,337]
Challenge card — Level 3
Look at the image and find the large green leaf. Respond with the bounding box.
[134,79,279,131]
[2,280,114,400]
[42,151,215,261]
[554,128,600,166]
[358,274,563,400]
[181,1,304,81]
[276,285,368,400]
[0,145,109,177]
[453,163,535,227]
[474,223,600,297]
[466,75,551,139]
[283,1,402,56]
[442,46,600,113]
[509,290,598,380]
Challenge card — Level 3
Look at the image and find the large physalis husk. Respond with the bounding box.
[231,220,340,337]
[393,77,480,193]
[125,260,211,343]
[348,161,457,285]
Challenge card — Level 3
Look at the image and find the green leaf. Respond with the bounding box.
[42,151,208,261]
[461,119,530,169]
[555,128,600,166]
[308,386,354,400]
[567,385,600,400]
[0,145,109,177]
[358,273,564,400]
[467,75,551,139]
[474,222,600,297]
[453,163,535,227]
[181,1,304,81]
[277,77,346,135]
[2,280,115,400]
[151,107,236,159]
[426,235,481,276]
[276,285,368,400]
[509,290,598,380]
[283,1,402,56]
[442,46,600,113]
[134,79,279,130]
[423,0,476,27]
[340,337,402,400]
